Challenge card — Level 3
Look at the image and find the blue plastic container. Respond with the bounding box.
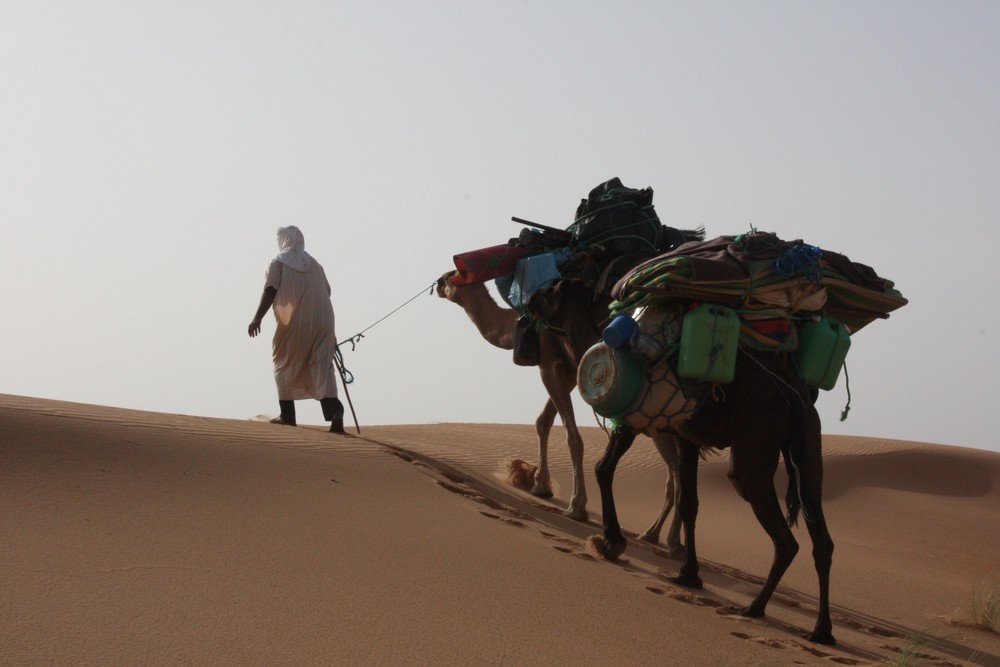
[603,314,638,349]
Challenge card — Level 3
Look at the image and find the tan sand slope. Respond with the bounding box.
[2,394,999,666]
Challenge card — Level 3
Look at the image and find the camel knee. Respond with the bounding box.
[535,403,557,438]
[595,454,615,483]
[813,542,833,569]
[785,537,801,559]
[810,530,834,563]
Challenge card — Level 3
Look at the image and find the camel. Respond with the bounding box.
[531,278,836,645]
[435,271,685,555]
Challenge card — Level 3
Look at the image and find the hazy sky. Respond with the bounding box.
[3,2,998,453]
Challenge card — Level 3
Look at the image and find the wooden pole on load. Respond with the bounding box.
[511,217,572,243]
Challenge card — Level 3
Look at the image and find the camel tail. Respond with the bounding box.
[783,447,802,527]
[783,389,824,527]
[782,390,811,527]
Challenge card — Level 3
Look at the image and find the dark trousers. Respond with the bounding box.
[278,397,344,426]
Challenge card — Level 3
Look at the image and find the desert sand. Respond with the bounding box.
[2,393,999,666]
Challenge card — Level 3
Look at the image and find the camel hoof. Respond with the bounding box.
[591,536,627,561]
[806,630,836,646]
[807,624,835,645]
[739,604,766,619]
[562,507,589,522]
[671,573,703,589]
[530,486,554,499]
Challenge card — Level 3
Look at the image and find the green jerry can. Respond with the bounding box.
[577,342,644,418]
[796,314,851,390]
[677,304,740,384]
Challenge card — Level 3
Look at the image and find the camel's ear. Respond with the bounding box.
[526,281,569,323]
[550,278,590,303]
[435,271,458,298]
[526,284,556,314]
[435,270,459,286]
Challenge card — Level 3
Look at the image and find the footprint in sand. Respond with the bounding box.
[548,545,595,562]
[477,510,526,528]
[837,616,902,639]
[536,534,595,561]
[731,631,871,665]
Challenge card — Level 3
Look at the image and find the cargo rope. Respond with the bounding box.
[839,363,852,421]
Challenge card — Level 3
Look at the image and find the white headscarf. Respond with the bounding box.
[275,226,313,272]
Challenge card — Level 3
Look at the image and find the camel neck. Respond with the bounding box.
[453,284,517,351]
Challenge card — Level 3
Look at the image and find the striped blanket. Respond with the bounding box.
[610,231,907,334]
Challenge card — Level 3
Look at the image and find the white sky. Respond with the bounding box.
[2,1,998,453]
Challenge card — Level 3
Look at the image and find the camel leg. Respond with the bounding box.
[638,466,675,544]
[539,367,587,521]
[797,408,836,645]
[728,446,799,619]
[803,501,835,644]
[673,438,703,588]
[639,434,685,560]
[561,402,588,521]
[530,399,558,499]
[594,427,637,560]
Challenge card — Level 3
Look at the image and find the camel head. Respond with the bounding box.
[435,269,517,350]
[435,271,461,300]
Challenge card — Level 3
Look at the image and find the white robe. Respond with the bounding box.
[264,258,339,401]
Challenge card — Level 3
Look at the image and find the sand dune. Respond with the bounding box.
[2,394,999,666]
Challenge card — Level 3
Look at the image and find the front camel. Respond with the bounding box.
[435,271,683,551]
[434,178,703,552]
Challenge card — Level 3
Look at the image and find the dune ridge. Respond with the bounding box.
[3,394,999,666]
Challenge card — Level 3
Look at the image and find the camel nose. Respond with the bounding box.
[435,276,450,296]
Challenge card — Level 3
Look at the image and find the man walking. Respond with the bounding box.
[248,226,346,433]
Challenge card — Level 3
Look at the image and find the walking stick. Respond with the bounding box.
[333,352,361,434]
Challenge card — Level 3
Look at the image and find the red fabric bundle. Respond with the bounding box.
[450,244,530,285]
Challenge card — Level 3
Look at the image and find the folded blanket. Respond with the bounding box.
[611,231,907,332]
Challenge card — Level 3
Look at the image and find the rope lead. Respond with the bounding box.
[839,363,852,421]
[335,280,438,384]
